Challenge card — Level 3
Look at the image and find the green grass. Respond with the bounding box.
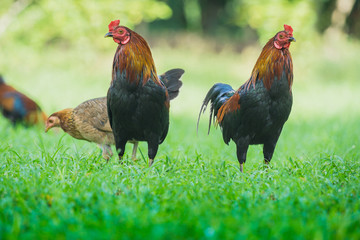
[1,35,360,239]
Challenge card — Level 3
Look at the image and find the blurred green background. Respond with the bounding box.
[0,0,359,121]
[1,1,360,238]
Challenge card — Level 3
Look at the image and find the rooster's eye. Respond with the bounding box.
[119,30,124,34]
[279,34,284,39]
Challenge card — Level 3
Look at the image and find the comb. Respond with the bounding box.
[108,20,120,31]
[284,24,293,34]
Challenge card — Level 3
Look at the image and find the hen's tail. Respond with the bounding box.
[197,83,235,134]
[159,68,184,100]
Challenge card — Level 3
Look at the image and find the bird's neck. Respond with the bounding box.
[112,35,161,87]
[56,110,73,131]
[246,39,293,91]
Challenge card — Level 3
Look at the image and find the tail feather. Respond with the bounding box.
[197,83,235,134]
[159,68,184,100]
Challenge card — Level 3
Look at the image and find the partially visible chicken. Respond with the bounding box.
[45,97,138,160]
[0,75,47,126]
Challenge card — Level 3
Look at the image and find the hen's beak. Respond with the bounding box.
[289,37,296,42]
[104,32,113,38]
[45,124,51,133]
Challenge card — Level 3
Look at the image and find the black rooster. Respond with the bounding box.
[105,20,183,166]
[198,25,295,172]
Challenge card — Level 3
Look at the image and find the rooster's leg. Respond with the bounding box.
[115,138,127,164]
[263,141,277,166]
[132,141,138,160]
[147,141,159,167]
[236,143,249,173]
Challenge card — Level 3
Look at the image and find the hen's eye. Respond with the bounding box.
[279,34,284,39]
[119,29,124,34]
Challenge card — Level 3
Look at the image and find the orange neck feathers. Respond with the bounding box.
[112,30,161,86]
[245,37,293,91]
[216,92,240,124]
[52,109,73,129]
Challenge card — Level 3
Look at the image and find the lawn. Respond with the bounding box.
[0,34,359,239]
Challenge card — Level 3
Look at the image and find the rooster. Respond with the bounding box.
[0,75,47,126]
[105,19,183,166]
[198,25,295,172]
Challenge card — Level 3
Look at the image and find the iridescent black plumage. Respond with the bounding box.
[105,20,183,165]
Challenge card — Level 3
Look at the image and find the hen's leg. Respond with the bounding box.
[147,141,159,167]
[236,143,249,173]
[131,141,138,160]
[99,144,113,161]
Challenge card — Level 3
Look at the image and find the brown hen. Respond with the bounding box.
[45,97,138,160]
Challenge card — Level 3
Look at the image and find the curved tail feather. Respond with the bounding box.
[197,83,235,134]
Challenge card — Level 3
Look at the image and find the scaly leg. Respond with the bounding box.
[263,141,277,169]
[147,141,159,167]
[236,143,249,173]
[131,141,138,160]
[99,144,113,161]
[115,138,127,164]
[149,158,154,166]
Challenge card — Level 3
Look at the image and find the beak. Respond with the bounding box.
[45,124,50,133]
[289,37,296,42]
[104,32,113,38]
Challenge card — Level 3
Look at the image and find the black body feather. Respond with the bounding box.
[198,61,293,170]
[107,68,183,162]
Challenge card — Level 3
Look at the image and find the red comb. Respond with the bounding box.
[108,20,120,31]
[284,24,293,34]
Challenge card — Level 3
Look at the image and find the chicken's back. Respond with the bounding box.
[221,74,292,146]
[72,97,114,145]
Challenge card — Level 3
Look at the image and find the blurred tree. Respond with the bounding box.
[346,0,360,38]
[231,0,317,43]
[0,0,32,37]
[149,0,187,30]
[2,0,359,50]
[319,0,357,39]
[0,0,172,48]
[198,0,228,33]
[315,0,337,33]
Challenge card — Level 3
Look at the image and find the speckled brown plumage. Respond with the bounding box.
[45,97,139,160]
